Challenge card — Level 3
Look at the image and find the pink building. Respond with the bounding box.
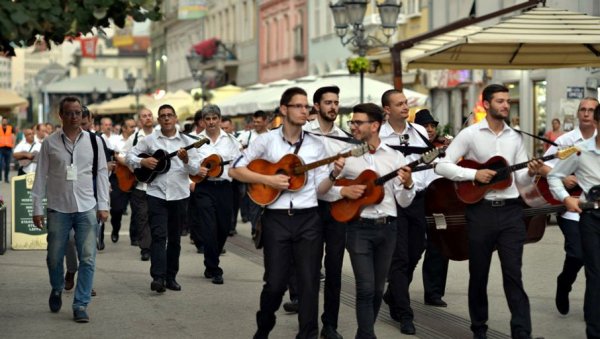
[258,0,308,84]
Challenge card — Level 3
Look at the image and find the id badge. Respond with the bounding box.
[66,164,78,181]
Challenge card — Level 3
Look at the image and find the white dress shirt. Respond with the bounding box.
[233,128,329,210]
[197,130,242,182]
[14,139,41,173]
[380,121,431,192]
[435,118,531,200]
[337,142,416,217]
[544,127,596,221]
[126,130,201,201]
[549,137,600,204]
[32,129,110,216]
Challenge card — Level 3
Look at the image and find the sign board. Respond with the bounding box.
[178,0,208,20]
[566,86,584,100]
[11,174,47,250]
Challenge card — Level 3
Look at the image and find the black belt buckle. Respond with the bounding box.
[491,200,505,207]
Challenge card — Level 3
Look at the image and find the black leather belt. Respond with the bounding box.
[480,198,520,207]
[267,207,318,216]
[203,180,230,185]
[357,216,396,225]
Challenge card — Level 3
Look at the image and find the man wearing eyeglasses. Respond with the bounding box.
[334,103,415,339]
[230,87,338,339]
[32,96,110,323]
[379,89,430,335]
[537,97,598,316]
[126,104,201,293]
[301,85,351,339]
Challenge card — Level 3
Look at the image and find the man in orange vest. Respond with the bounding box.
[0,117,15,183]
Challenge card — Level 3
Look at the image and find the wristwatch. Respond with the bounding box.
[328,170,337,182]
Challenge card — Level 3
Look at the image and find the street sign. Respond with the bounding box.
[11,174,47,250]
[566,86,584,99]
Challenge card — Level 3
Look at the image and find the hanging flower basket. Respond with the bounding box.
[346,56,370,74]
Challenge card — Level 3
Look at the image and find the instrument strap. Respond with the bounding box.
[305,130,362,144]
[386,144,432,155]
[410,122,435,148]
[511,126,558,147]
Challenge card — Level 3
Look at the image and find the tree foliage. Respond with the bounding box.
[0,0,163,56]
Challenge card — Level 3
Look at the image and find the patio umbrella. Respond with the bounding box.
[90,94,155,115]
[405,7,600,70]
[0,89,28,109]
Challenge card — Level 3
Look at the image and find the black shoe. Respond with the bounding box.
[320,325,343,339]
[73,306,89,323]
[513,331,533,339]
[473,330,488,339]
[141,251,150,261]
[49,290,62,313]
[283,299,299,313]
[555,276,570,315]
[424,297,447,307]
[111,232,119,243]
[96,237,105,251]
[166,280,181,291]
[64,271,75,291]
[212,275,224,285]
[204,270,214,279]
[400,319,416,335]
[150,279,165,293]
[382,290,400,322]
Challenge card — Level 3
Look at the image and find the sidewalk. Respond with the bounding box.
[0,170,588,338]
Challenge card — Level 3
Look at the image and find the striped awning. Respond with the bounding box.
[404,7,600,69]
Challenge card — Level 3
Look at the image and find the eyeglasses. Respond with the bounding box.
[158,113,176,120]
[286,104,311,110]
[346,120,374,127]
[578,107,595,113]
[322,100,340,106]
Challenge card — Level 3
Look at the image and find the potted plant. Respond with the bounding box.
[346,56,370,74]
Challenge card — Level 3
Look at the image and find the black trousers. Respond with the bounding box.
[385,191,426,320]
[422,226,449,301]
[109,174,131,239]
[556,216,584,289]
[190,180,233,276]
[130,188,150,253]
[230,179,243,231]
[256,208,322,339]
[466,199,531,337]
[318,200,346,329]
[580,210,600,339]
[147,195,187,281]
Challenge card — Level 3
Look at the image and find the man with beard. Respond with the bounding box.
[435,84,543,339]
[301,85,350,339]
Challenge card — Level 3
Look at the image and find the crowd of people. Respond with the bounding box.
[14,83,600,339]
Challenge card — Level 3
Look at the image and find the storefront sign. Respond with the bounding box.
[566,86,584,99]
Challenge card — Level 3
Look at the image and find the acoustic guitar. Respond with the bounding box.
[115,163,136,192]
[133,138,210,183]
[454,146,579,204]
[330,147,445,223]
[247,143,371,206]
[425,178,599,261]
[189,154,232,183]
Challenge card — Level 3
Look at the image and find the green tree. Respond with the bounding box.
[0,0,162,56]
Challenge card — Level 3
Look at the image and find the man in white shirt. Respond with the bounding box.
[230,87,334,339]
[127,104,201,293]
[189,104,241,284]
[548,105,600,339]
[123,108,155,261]
[332,102,415,339]
[539,97,598,315]
[379,89,430,335]
[435,84,543,339]
[32,96,110,323]
[13,127,41,175]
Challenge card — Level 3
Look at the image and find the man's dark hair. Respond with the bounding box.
[381,89,402,107]
[194,110,203,123]
[158,104,176,115]
[594,104,600,122]
[81,105,91,119]
[253,110,267,120]
[313,85,340,104]
[482,84,509,104]
[353,103,384,131]
[280,87,307,106]
[221,116,232,123]
[58,96,81,114]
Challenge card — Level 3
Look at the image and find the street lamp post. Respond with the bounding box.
[125,73,140,111]
[330,0,401,103]
[186,42,227,107]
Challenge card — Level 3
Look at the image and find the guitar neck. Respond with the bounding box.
[523,200,598,217]
[166,140,206,159]
[374,157,425,186]
[507,154,555,173]
[293,150,352,175]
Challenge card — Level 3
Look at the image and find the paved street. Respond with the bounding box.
[0,172,588,339]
